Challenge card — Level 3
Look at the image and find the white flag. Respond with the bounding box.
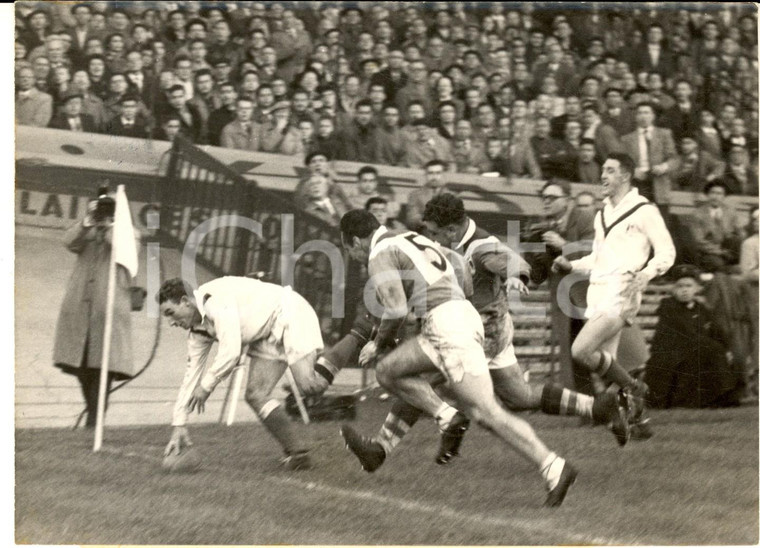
[113,185,138,278]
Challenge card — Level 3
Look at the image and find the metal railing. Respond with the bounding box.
[160,135,355,343]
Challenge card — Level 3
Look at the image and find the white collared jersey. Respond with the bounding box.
[368,231,470,317]
[570,189,675,283]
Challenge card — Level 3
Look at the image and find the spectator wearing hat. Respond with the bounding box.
[104,94,148,138]
[220,97,261,151]
[49,91,98,132]
[689,180,745,272]
[673,134,725,193]
[21,9,52,52]
[333,99,378,163]
[644,264,742,409]
[375,103,406,167]
[403,118,454,170]
[620,101,678,207]
[721,145,759,196]
[260,100,303,155]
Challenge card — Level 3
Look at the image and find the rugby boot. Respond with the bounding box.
[281,450,312,471]
[544,461,578,508]
[436,412,470,465]
[340,425,386,472]
[592,389,631,446]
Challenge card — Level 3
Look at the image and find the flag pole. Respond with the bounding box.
[93,209,118,452]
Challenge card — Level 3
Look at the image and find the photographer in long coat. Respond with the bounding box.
[53,189,141,428]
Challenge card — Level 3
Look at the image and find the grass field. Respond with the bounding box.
[15,397,759,545]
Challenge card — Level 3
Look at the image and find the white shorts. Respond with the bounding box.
[248,288,324,365]
[585,276,642,325]
[488,341,518,370]
[417,300,490,384]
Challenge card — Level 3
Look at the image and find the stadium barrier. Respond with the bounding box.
[16,128,758,378]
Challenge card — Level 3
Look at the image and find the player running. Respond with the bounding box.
[341,193,629,475]
[552,153,676,409]
[339,209,577,507]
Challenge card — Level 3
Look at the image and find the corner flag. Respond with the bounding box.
[113,185,138,278]
[94,184,137,451]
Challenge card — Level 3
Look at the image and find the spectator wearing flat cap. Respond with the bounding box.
[49,91,99,132]
[260,100,303,155]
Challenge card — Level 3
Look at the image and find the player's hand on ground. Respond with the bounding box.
[359,340,378,368]
[187,386,211,414]
[164,426,192,456]
[505,277,529,295]
[552,256,572,273]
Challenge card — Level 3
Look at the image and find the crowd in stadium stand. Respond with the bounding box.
[14,3,759,265]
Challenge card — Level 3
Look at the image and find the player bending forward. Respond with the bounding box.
[340,193,630,476]
[553,153,676,410]
[157,276,340,470]
[339,209,577,507]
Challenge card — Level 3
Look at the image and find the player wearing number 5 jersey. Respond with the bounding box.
[340,194,629,479]
[340,210,577,507]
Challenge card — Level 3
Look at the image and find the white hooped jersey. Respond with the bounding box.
[369,231,468,316]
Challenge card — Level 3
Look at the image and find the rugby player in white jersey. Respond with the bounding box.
[157,276,340,471]
[340,193,630,475]
[339,209,577,507]
[553,152,676,405]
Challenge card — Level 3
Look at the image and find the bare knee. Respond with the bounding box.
[245,386,273,412]
[492,368,535,410]
[571,339,595,368]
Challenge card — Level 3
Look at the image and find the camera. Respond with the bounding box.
[92,185,115,223]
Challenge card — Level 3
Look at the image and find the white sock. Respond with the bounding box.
[577,394,594,418]
[539,452,566,491]
[435,403,457,431]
